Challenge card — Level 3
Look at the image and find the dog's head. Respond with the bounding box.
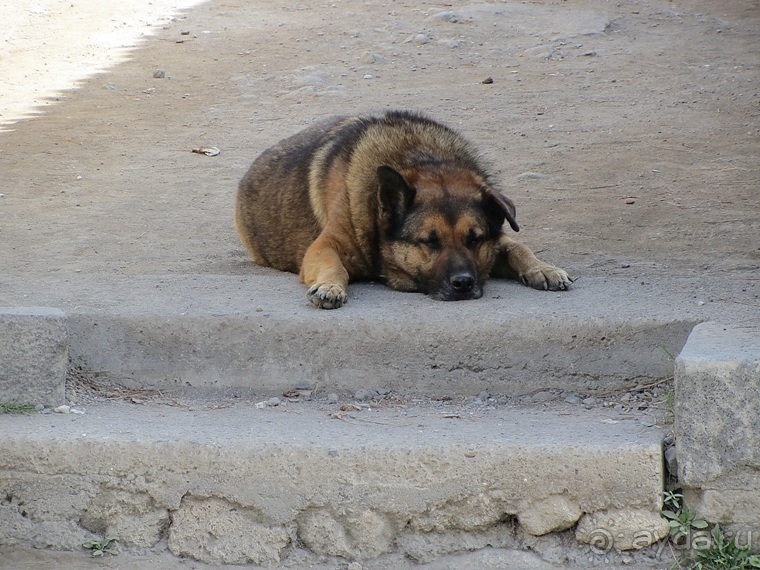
[376,164,519,301]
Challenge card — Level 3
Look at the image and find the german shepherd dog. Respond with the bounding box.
[235,111,572,308]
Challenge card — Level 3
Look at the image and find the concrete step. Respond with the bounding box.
[0,399,667,567]
[1,275,699,402]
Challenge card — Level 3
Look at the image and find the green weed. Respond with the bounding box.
[82,536,119,557]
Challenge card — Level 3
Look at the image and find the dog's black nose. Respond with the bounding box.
[450,273,475,293]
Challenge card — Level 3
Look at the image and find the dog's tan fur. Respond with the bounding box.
[235,111,572,308]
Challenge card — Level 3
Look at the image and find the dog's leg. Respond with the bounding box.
[491,235,573,291]
[300,233,350,309]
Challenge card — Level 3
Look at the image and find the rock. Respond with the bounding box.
[437,39,460,49]
[477,391,490,401]
[517,171,548,182]
[406,34,430,45]
[430,11,459,23]
[354,389,377,402]
[522,45,555,59]
[266,397,281,407]
[360,52,386,65]
[664,446,678,475]
[518,495,582,535]
[576,509,668,551]
[564,393,582,405]
[53,405,70,414]
[294,381,312,391]
[153,70,166,78]
[327,393,339,404]
[35,404,45,411]
[531,391,555,403]
[298,508,395,559]
[169,496,289,564]
[582,397,598,407]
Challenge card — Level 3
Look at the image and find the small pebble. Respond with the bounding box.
[295,381,312,391]
[564,394,582,405]
[624,198,635,205]
[477,391,490,401]
[266,397,281,407]
[153,70,166,78]
[664,446,678,474]
[354,389,377,402]
[431,11,459,23]
[531,391,555,403]
[35,404,45,412]
[481,76,494,84]
[620,392,632,402]
[53,405,70,414]
[582,397,597,407]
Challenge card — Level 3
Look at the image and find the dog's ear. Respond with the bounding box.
[377,165,416,232]
[482,187,519,233]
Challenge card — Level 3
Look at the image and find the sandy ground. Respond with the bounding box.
[0,0,205,129]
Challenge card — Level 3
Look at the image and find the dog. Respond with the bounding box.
[235,110,572,308]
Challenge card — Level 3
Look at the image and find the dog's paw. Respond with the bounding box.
[520,263,574,291]
[306,283,348,309]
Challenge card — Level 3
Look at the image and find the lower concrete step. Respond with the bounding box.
[0,399,667,567]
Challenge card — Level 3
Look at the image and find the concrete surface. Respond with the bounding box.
[0,401,664,565]
[675,322,760,541]
[0,274,696,398]
[0,307,68,406]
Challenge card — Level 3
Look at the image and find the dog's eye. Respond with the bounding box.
[467,230,484,248]
[419,232,440,249]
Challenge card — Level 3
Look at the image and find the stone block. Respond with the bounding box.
[0,308,67,406]
[575,509,669,552]
[518,495,582,536]
[675,323,760,485]
[168,495,290,565]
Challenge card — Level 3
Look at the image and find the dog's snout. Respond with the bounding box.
[450,273,475,293]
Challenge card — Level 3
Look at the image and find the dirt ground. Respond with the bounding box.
[0,0,758,316]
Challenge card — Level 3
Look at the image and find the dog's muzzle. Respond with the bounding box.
[430,272,483,301]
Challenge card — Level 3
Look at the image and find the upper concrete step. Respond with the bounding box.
[1,275,700,399]
[0,399,666,567]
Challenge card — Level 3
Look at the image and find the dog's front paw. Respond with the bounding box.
[520,263,574,291]
[307,283,348,309]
